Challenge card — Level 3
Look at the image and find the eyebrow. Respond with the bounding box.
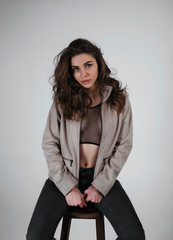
[71,60,93,68]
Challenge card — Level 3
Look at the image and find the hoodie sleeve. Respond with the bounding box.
[92,96,133,196]
[42,103,78,196]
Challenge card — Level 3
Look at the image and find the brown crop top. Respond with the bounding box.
[80,102,102,146]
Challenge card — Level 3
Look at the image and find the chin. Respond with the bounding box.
[82,85,93,89]
[84,83,96,89]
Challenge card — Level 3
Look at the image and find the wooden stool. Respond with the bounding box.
[60,206,105,240]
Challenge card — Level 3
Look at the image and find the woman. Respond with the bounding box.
[26,38,145,239]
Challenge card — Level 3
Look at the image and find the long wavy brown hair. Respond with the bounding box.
[50,38,127,120]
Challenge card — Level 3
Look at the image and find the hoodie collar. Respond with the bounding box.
[101,85,113,103]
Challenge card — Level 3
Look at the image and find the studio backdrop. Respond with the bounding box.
[0,0,172,239]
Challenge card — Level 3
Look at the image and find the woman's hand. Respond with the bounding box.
[84,186,103,203]
[65,188,87,208]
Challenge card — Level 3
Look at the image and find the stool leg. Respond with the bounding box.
[60,216,71,240]
[96,215,105,240]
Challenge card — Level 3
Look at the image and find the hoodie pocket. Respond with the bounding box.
[62,156,73,167]
[103,155,111,166]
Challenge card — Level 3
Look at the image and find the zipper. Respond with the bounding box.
[97,102,104,158]
[62,156,73,166]
[103,155,111,165]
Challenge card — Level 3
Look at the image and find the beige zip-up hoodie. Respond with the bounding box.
[42,86,133,196]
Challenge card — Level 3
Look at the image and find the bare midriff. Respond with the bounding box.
[79,95,102,169]
[80,144,99,168]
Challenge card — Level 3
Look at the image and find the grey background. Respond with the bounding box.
[0,0,172,239]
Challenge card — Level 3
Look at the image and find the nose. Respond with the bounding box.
[80,68,88,78]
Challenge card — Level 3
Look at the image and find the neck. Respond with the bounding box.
[88,88,102,107]
[88,83,100,97]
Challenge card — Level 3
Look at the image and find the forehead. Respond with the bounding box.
[71,53,96,66]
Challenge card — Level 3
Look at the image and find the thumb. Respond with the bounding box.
[84,192,91,202]
[84,189,89,195]
[83,191,89,202]
[82,194,87,207]
[84,192,88,201]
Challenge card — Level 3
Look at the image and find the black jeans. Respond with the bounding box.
[26,168,145,240]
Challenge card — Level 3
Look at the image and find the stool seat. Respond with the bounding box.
[66,206,102,218]
[60,206,105,240]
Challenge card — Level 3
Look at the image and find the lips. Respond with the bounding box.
[82,79,91,85]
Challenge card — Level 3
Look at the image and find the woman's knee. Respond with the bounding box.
[26,231,56,240]
[26,232,38,240]
[124,226,145,240]
[26,230,55,240]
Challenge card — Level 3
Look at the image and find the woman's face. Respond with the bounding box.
[71,53,98,90]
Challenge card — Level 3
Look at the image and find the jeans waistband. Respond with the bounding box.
[78,167,95,193]
[79,167,95,177]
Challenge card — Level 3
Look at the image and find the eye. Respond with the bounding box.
[72,67,79,72]
[85,63,92,68]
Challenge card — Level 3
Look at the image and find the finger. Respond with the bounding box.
[81,195,87,207]
[67,200,72,206]
[79,203,84,208]
[80,201,86,207]
[83,199,87,207]
[85,196,91,202]
[84,194,88,201]
[84,189,89,195]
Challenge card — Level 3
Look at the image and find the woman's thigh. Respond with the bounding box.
[95,180,145,240]
[26,179,69,240]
